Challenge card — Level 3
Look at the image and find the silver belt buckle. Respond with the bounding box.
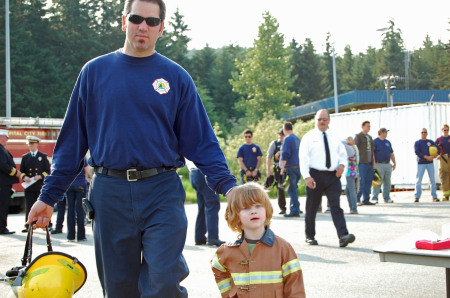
[127,169,138,182]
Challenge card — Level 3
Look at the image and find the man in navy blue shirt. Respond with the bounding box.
[280,122,302,217]
[414,128,440,202]
[372,128,396,203]
[237,129,263,184]
[435,124,450,201]
[26,0,237,296]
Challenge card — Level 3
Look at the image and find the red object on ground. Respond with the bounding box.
[415,239,450,250]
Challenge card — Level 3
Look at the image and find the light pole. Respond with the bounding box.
[332,47,338,113]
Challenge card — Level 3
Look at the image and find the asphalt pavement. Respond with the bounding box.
[1,190,449,298]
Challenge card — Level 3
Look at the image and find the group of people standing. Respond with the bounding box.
[0,132,89,241]
[237,110,356,248]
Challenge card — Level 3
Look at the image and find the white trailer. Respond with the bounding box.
[328,102,450,189]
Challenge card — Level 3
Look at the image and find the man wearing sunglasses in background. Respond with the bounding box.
[414,128,440,202]
[26,0,237,297]
[237,129,263,184]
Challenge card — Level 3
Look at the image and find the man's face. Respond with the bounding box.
[28,142,38,152]
[362,123,371,134]
[122,0,164,57]
[379,131,387,139]
[316,112,330,132]
[0,135,7,146]
[421,129,428,139]
[443,127,449,137]
[244,134,253,144]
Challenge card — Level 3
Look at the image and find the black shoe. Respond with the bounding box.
[207,239,225,247]
[339,233,355,247]
[361,201,376,205]
[21,228,29,233]
[77,238,88,242]
[305,238,318,245]
[195,240,206,246]
[284,213,300,218]
[279,210,286,215]
[300,210,304,214]
[51,229,62,235]
[1,228,15,235]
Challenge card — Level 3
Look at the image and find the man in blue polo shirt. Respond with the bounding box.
[25,0,237,296]
[280,122,302,217]
[372,128,396,203]
[237,129,263,184]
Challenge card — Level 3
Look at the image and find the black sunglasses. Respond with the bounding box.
[128,14,161,26]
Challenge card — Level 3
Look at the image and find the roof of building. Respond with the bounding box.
[287,90,450,121]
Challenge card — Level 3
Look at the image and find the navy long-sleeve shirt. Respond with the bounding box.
[414,139,441,164]
[39,50,237,206]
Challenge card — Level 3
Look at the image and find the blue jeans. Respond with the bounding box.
[90,170,188,297]
[357,163,373,203]
[414,163,437,199]
[286,167,301,214]
[66,185,86,240]
[372,163,393,202]
[345,176,358,212]
[189,169,220,242]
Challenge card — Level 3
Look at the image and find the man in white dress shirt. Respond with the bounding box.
[299,109,355,247]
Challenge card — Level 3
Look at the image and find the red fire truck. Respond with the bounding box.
[0,117,63,213]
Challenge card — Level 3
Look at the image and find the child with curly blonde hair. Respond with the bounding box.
[211,182,305,297]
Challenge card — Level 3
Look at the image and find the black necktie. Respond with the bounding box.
[323,132,331,168]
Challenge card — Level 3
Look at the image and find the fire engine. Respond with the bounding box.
[0,117,63,213]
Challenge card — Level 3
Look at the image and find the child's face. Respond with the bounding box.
[238,204,266,232]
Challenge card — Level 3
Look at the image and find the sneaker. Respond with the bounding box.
[384,200,394,203]
[51,229,62,235]
[357,202,362,206]
[305,238,318,245]
[207,239,225,247]
[361,201,376,205]
[279,210,286,215]
[414,198,419,203]
[324,208,330,213]
[67,239,76,242]
[432,198,440,202]
[78,238,88,242]
[371,199,378,203]
[339,234,355,247]
[349,211,358,214]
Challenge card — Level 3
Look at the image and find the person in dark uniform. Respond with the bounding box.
[0,129,21,235]
[266,129,286,214]
[20,136,50,233]
[26,0,237,296]
[237,129,263,184]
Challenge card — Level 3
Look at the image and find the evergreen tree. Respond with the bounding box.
[379,20,405,89]
[230,12,295,121]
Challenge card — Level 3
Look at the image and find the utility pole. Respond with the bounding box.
[5,0,11,117]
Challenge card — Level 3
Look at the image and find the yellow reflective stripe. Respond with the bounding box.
[217,278,232,293]
[211,254,227,272]
[231,271,283,285]
[282,259,302,277]
[9,168,16,176]
[443,190,450,196]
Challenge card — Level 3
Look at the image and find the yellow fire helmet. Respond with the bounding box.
[372,170,382,188]
[429,145,438,156]
[7,252,86,298]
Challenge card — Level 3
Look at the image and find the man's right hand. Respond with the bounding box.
[305,177,316,189]
[26,200,54,230]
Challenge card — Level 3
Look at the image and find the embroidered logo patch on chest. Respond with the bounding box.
[152,78,170,95]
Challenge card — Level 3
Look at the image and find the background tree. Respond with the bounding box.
[378,20,405,89]
[230,12,295,121]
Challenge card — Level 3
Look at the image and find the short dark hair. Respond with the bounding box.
[362,121,370,127]
[123,0,166,21]
[283,122,293,131]
[243,129,253,136]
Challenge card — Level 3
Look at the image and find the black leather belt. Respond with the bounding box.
[377,161,390,164]
[94,166,176,182]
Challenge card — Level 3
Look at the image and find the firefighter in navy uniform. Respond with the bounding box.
[266,129,286,214]
[0,129,21,235]
[20,136,50,233]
